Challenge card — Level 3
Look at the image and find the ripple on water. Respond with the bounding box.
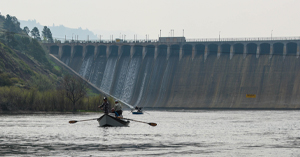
[1,111,300,156]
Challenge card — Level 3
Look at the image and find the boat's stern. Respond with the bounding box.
[97,114,130,127]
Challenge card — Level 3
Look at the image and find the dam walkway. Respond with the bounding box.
[44,36,300,61]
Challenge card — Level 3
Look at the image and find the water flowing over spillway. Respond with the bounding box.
[111,55,131,98]
[78,54,93,80]
[155,55,178,107]
[100,55,118,93]
[61,55,70,65]
[142,54,168,107]
[90,54,107,87]
[121,55,142,103]
[56,46,300,109]
[133,55,154,106]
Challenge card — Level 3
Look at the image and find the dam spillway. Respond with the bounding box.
[46,37,300,109]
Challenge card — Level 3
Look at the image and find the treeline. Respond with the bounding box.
[0,86,114,112]
[0,71,115,112]
[0,14,56,74]
[0,14,54,43]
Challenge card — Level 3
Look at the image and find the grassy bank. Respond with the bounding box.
[0,86,115,112]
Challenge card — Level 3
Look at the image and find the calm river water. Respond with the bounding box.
[1,110,300,156]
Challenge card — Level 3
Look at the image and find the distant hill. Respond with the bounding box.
[20,19,98,41]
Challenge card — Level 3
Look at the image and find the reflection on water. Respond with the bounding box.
[1,111,300,156]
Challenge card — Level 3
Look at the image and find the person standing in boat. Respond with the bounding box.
[114,100,123,117]
[98,97,110,114]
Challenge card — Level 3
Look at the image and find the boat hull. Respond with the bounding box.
[132,112,143,114]
[97,114,130,127]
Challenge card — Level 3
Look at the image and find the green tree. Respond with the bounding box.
[27,39,46,62]
[23,26,30,35]
[62,75,87,112]
[4,31,18,48]
[42,26,48,41]
[31,27,41,40]
[47,28,54,43]
[3,14,22,33]
[42,26,53,43]
[0,73,12,86]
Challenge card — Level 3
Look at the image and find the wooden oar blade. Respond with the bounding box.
[149,123,157,126]
[69,120,78,124]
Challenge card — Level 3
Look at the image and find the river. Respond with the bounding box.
[1,110,300,156]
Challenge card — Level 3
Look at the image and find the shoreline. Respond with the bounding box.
[1,108,300,114]
[0,111,103,114]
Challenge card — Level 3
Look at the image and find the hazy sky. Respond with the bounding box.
[1,0,300,40]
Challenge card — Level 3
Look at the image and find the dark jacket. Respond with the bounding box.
[100,101,110,114]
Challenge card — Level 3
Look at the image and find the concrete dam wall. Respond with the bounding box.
[48,41,300,109]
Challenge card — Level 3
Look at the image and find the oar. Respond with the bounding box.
[120,117,157,126]
[69,118,98,124]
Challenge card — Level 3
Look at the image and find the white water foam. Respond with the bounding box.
[83,56,93,79]
[61,57,70,66]
[134,73,147,106]
[78,55,93,79]
[121,56,142,103]
[113,57,130,98]
[100,57,117,93]
[134,58,153,106]
[90,56,106,85]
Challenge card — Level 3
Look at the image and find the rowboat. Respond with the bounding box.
[97,114,130,127]
[132,111,143,114]
[132,106,143,114]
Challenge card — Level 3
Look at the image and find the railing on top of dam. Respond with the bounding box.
[45,36,300,44]
[186,36,300,42]
[46,39,159,44]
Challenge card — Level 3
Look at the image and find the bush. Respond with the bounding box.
[51,67,62,77]
[0,59,5,69]
[27,39,47,62]
[30,74,55,91]
[10,77,19,83]
[0,73,12,86]
[0,85,110,112]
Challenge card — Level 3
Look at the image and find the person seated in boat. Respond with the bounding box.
[98,97,110,114]
[114,100,123,117]
[135,106,142,112]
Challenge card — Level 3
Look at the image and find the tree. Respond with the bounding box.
[27,39,46,62]
[62,75,87,112]
[42,26,53,43]
[4,31,18,48]
[0,73,12,86]
[42,26,48,41]
[47,28,54,43]
[3,14,12,30]
[23,26,30,35]
[3,14,22,33]
[31,27,41,40]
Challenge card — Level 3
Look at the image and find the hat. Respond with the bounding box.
[103,97,107,100]
[115,100,119,103]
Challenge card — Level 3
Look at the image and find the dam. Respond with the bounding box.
[45,36,300,109]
